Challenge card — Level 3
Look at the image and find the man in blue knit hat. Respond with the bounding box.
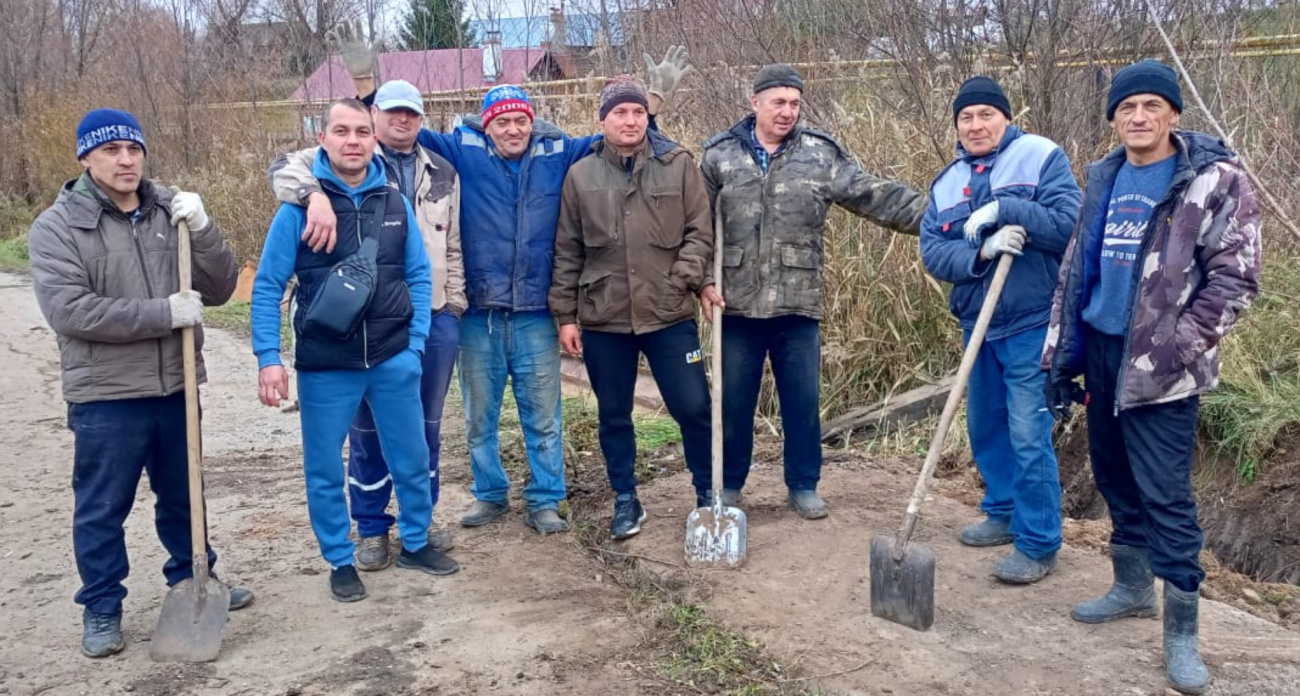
[921,75,1081,584]
[281,32,692,535]
[1045,59,1262,695]
[28,108,249,657]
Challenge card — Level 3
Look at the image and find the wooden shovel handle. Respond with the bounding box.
[710,205,724,507]
[893,252,1014,556]
[177,220,209,591]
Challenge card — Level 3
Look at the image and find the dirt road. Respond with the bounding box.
[3,269,1299,696]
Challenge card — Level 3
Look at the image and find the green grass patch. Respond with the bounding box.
[657,603,828,695]
[0,234,29,273]
[1201,258,1300,481]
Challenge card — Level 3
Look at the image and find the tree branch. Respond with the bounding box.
[1141,0,1300,243]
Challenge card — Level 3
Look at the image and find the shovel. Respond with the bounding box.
[151,219,230,662]
[870,251,1015,631]
[684,208,747,568]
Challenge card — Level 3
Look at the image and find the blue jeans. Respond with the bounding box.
[458,310,565,512]
[68,393,217,616]
[964,324,1062,559]
[1085,330,1204,592]
[581,321,712,496]
[348,311,460,537]
[297,350,432,567]
[721,314,822,491]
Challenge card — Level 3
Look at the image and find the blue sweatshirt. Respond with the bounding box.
[251,153,432,370]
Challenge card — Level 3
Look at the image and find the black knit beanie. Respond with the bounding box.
[952,76,1012,124]
[1107,60,1183,120]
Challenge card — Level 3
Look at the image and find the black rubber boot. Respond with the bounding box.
[1071,544,1158,623]
[1164,584,1210,694]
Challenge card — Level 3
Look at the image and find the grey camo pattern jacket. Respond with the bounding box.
[1043,131,1262,411]
[700,115,926,320]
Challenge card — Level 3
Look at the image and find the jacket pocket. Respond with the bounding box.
[579,268,615,325]
[579,189,620,248]
[720,245,757,303]
[646,187,685,249]
[777,244,823,310]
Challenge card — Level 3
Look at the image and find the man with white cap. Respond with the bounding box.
[271,80,464,572]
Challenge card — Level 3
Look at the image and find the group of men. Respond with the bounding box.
[28,38,1259,695]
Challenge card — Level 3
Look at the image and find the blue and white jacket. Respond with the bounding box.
[920,125,1081,341]
[418,117,599,312]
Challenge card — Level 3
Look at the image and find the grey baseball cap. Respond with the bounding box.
[374,80,424,115]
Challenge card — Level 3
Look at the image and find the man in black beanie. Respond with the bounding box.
[1044,59,1261,694]
[921,75,1080,584]
[700,63,925,519]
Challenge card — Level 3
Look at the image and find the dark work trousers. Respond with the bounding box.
[68,392,217,616]
[1085,330,1205,592]
[348,311,460,537]
[721,314,821,491]
[581,320,712,496]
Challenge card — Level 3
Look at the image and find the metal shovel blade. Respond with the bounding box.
[869,535,935,631]
[684,503,747,568]
[150,576,230,662]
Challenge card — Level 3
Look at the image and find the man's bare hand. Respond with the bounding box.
[559,324,583,356]
[700,284,725,322]
[303,192,337,253]
[259,365,291,407]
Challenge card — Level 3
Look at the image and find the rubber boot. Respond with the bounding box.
[1164,584,1210,695]
[1071,544,1158,623]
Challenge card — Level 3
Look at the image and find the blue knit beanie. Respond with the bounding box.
[76,109,147,159]
[1107,60,1183,120]
[952,76,1012,124]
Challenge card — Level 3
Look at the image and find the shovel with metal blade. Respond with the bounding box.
[685,208,747,568]
[870,250,1015,631]
[151,219,230,662]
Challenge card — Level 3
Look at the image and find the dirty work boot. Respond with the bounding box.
[526,508,570,534]
[610,494,647,540]
[788,490,829,519]
[356,533,392,571]
[1164,584,1210,694]
[1071,544,1158,623]
[329,564,367,603]
[429,526,455,552]
[461,499,510,527]
[993,549,1058,584]
[229,586,255,611]
[81,610,125,658]
[959,517,1013,547]
[396,545,461,575]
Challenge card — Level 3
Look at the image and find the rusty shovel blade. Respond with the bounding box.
[684,503,747,569]
[150,576,230,662]
[869,535,935,632]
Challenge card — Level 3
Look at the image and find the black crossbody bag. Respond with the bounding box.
[301,236,380,341]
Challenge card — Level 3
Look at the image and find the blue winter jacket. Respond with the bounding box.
[252,153,432,370]
[417,117,599,312]
[920,125,1081,341]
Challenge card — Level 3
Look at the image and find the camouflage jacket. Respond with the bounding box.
[1043,131,1262,411]
[700,115,926,320]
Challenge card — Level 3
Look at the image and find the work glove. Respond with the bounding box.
[168,290,204,328]
[643,45,692,102]
[169,191,210,231]
[1044,372,1087,420]
[979,224,1025,260]
[326,19,378,79]
[963,199,1000,247]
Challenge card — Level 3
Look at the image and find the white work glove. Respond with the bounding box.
[168,290,204,328]
[963,200,1000,248]
[980,225,1026,260]
[326,19,378,79]
[643,45,692,101]
[169,191,210,231]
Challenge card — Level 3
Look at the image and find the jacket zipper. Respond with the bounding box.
[130,217,168,395]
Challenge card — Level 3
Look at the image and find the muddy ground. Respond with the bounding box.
[3,269,1299,696]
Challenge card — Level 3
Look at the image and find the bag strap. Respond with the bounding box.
[359,235,379,260]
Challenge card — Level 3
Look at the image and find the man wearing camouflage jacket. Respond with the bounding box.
[700,64,926,518]
[1043,60,1262,695]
